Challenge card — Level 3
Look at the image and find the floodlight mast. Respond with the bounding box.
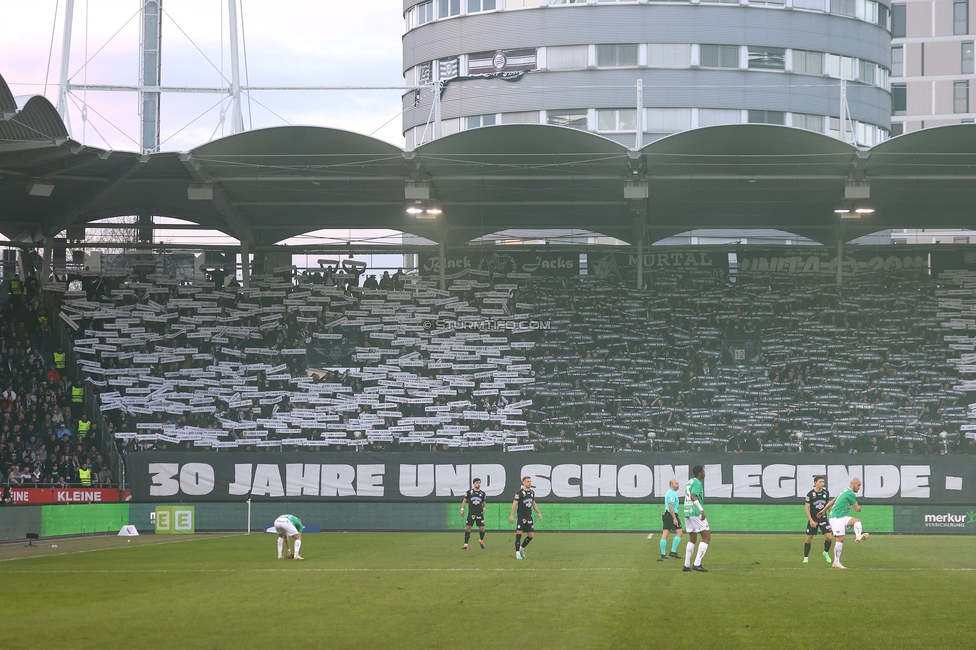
[140,0,163,154]
[226,0,244,134]
[56,0,75,134]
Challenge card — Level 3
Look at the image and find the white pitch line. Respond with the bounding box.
[1,566,974,574]
[0,533,240,564]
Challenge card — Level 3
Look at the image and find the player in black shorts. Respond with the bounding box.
[509,476,542,560]
[803,475,834,564]
[461,478,487,549]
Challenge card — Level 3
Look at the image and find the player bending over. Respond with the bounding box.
[510,476,542,560]
[682,466,710,573]
[803,475,833,564]
[461,478,487,549]
[274,514,304,560]
[823,478,869,569]
[660,478,683,560]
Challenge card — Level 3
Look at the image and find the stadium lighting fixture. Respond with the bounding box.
[424,207,442,215]
[27,179,55,197]
[855,208,875,214]
[406,203,424,215]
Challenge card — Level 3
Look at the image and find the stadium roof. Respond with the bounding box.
[2,71,976,248]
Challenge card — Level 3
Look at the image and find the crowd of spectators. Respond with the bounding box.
[1,268,113,499]
[6,254,976,494]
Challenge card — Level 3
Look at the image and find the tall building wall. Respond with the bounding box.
[402,0,893,148]
[891,0,975,134]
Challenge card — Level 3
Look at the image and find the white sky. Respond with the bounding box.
[0,0,408,151]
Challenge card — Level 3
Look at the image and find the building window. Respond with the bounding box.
[955,236,971,244]
[891,46,904,76]
[417,1,435,25]
[648,44,692,68]
[597,109,639,131]
[505,0,540,8]
[891,83,907,115]
[596,44,639,67]
[829,116,854,140]
[859,0,880,24]
[793,50,824,75]
[547,110,588,129]
[793,0,825,10]
[892,4,906,37]
[646,108,692,131]
[748,110,786,125]
[700,44,739,68]
[547,45,589,70]
[438,0,462,18]
[965,42,975,74]
[878,3,890,29]
[468,0,497,11]
[549,0,588,4]
[857,60,876,84]
[698,108,742,126]
[830,0,855,17]
[501,111,540,124]
[748,46,786,70]
[954,81,970,113]
[955,1,969,35]
[890,122,904,136]
[792,113,825,133]
[467,114,497,129]
[828,54,855,79]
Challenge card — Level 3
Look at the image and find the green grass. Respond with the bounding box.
[1,533,973,649]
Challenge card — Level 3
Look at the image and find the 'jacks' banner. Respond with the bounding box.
[126,452,975,504]
[418,251,579,278]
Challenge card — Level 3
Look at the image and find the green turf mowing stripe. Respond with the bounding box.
[41,504,130,537]
[445,503,895,532]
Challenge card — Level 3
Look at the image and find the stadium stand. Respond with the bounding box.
[6,254,976,496]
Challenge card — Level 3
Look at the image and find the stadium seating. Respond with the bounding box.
[6,258,975,489]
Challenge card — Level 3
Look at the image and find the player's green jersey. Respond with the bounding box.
[683,478,704,517]
[282,514,304,533]
[829,488,858,519]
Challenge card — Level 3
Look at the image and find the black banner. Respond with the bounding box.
[736,248,928,275]
[585,251,729,281]
[418,251,579,277]
[127,452,975,504]
[931,248,976,278]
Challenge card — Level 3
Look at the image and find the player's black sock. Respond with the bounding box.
[515,534,522,552]
[464,531,471,544]
[804,542,811,558]
[479,530,485,540]
[521,537,532,549]
[824,539,832,553]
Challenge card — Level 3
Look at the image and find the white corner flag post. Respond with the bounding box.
[246,498,251,535]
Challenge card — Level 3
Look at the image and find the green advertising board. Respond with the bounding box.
[893,506,976,534]
[154,506,196,534]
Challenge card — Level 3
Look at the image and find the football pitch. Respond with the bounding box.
[1,532,973,649]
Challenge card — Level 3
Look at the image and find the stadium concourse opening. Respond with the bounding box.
[2,67,976,523]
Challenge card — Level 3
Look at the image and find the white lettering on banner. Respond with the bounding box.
[521,464,552,497]
[230,464,253,495]
[435,464,469,497]
[287,464,320,497]
[149,463,180,496]
[617,465,653,498]
[655,465,690,496]
[252,464,285,497]
[732,465,762,498]
[795,465,828,496]
[704,464,732,498]
[581,464,617,497]
[56,490,103,502]
[828,465,863,496]
[321,465,356,497]
[471,464,506,497]
[762,464,796,499]
[357,465,385,497]
[400,464,435,497]
[551,464,581,498]
[864,465,900,499]
[901,465,931,498]
[179,463,215,496]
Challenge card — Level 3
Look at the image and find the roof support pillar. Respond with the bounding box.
[836,236,844,288]
[438,236,446,291]
[41,237,53,290]
[240,239,251,289]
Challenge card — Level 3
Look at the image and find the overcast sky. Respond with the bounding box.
[0,0,407,151]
